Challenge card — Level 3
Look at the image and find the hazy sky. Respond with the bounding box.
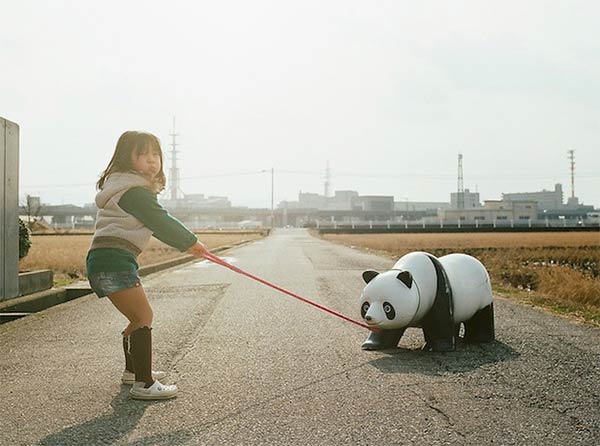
[2,0,599,208]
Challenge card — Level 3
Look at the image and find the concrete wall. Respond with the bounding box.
[1,117,19,301]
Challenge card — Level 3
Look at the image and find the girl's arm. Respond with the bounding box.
[119,187,201,252]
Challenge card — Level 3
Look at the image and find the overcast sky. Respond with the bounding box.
[2,0,599,208]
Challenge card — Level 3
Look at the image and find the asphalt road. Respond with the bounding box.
[1,228,598,446]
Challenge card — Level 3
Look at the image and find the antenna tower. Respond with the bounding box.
[567,149,575,199]
[324,161,332,197]
[168,117,180,202]
[457,153,464,208]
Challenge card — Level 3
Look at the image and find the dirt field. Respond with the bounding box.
[19,231,266,286]
[319,231,600,325]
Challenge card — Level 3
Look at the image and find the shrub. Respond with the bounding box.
[19,218,31,259]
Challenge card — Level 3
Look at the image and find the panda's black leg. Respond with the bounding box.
[464,303,495,343]
[422,326,456,352]
[421,303,455,351]
[361,328,405,350]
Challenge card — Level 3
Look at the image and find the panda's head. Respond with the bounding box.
[359,269,419,329]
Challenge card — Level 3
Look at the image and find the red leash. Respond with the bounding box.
[203,252,377,331]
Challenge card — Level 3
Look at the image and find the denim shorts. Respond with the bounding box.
[88,271,142,298]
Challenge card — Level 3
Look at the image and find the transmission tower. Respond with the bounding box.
[567,149,575,199]
[324,160,332,197]
[168,117,180,202]
[457,153,464,208]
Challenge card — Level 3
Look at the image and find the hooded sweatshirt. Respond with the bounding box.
[87,172,197,274]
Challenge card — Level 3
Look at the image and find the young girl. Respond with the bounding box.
[86,130,209,400]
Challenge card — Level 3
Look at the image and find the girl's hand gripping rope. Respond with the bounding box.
[186,241,211,258]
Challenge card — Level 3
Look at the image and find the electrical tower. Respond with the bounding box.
[168,117,180,202]
[567,149,575,199]
[324,161,332,197]
[457,153,464,209]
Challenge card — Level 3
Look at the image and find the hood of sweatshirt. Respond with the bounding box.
[95,172,153,209]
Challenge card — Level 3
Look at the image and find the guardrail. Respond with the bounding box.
[316,221,600,234]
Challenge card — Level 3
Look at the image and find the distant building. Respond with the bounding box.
[328,190,359,210]
[280,190,359,210]
[502,183,563,211]
[26,195,41,209]
[440,200,538,223]
[160,193,231,210]
[450,189,481,209]
[183,193,231,209]
[279,190,395,212]
[353,195,394,212]
[394,201,450,212]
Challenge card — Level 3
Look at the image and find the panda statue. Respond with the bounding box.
[359,251,494,351]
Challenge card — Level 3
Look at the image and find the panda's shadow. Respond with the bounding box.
[368,338,519,376]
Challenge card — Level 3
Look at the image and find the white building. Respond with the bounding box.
[450,189,481,209]
[440,200,538,223]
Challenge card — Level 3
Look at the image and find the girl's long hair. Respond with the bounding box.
[96,131,167,192]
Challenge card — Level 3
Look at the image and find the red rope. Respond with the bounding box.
[203,252,377,331]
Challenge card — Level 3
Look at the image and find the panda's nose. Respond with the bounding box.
[365,315,372,321]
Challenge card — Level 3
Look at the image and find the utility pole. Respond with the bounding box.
[567,149,575,199]
[324,160,331,197]
[262,168,275,229]
[271,167,274,229]
[457,153,464,209]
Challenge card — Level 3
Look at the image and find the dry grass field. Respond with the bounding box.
[19,231,265,286]
[320,232,600,325]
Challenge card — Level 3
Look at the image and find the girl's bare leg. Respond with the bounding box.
[108,286,155,386]
[108,286,153,335]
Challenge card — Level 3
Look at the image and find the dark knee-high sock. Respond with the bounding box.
[122,331,135,373]
[129,326,154,387]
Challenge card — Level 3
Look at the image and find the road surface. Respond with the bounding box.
[1,228,598,445]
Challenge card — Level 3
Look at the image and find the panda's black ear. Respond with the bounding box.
[362,270,380,284]
[396,271,413,288]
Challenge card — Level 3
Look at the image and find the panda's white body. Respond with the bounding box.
[394,252,492,324]
[359,251,494,351]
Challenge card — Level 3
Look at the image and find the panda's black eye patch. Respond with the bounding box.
[361,302,370,318]
[383,302,395,320]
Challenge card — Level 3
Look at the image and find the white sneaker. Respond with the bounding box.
[121,369,167,385]
[129,380,178,400]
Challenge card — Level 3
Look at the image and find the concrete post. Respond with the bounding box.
[1,117,19,301]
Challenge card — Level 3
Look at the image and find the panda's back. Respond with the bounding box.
[393,252,438,322]
[439,253,493,322]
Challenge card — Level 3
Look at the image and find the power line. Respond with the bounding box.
[20,170,600,189]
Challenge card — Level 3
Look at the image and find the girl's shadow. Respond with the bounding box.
[38,386,194,446]
[368,340,519,376]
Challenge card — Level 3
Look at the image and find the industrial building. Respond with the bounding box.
[502,184,564,211]
[440,200,538,224]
